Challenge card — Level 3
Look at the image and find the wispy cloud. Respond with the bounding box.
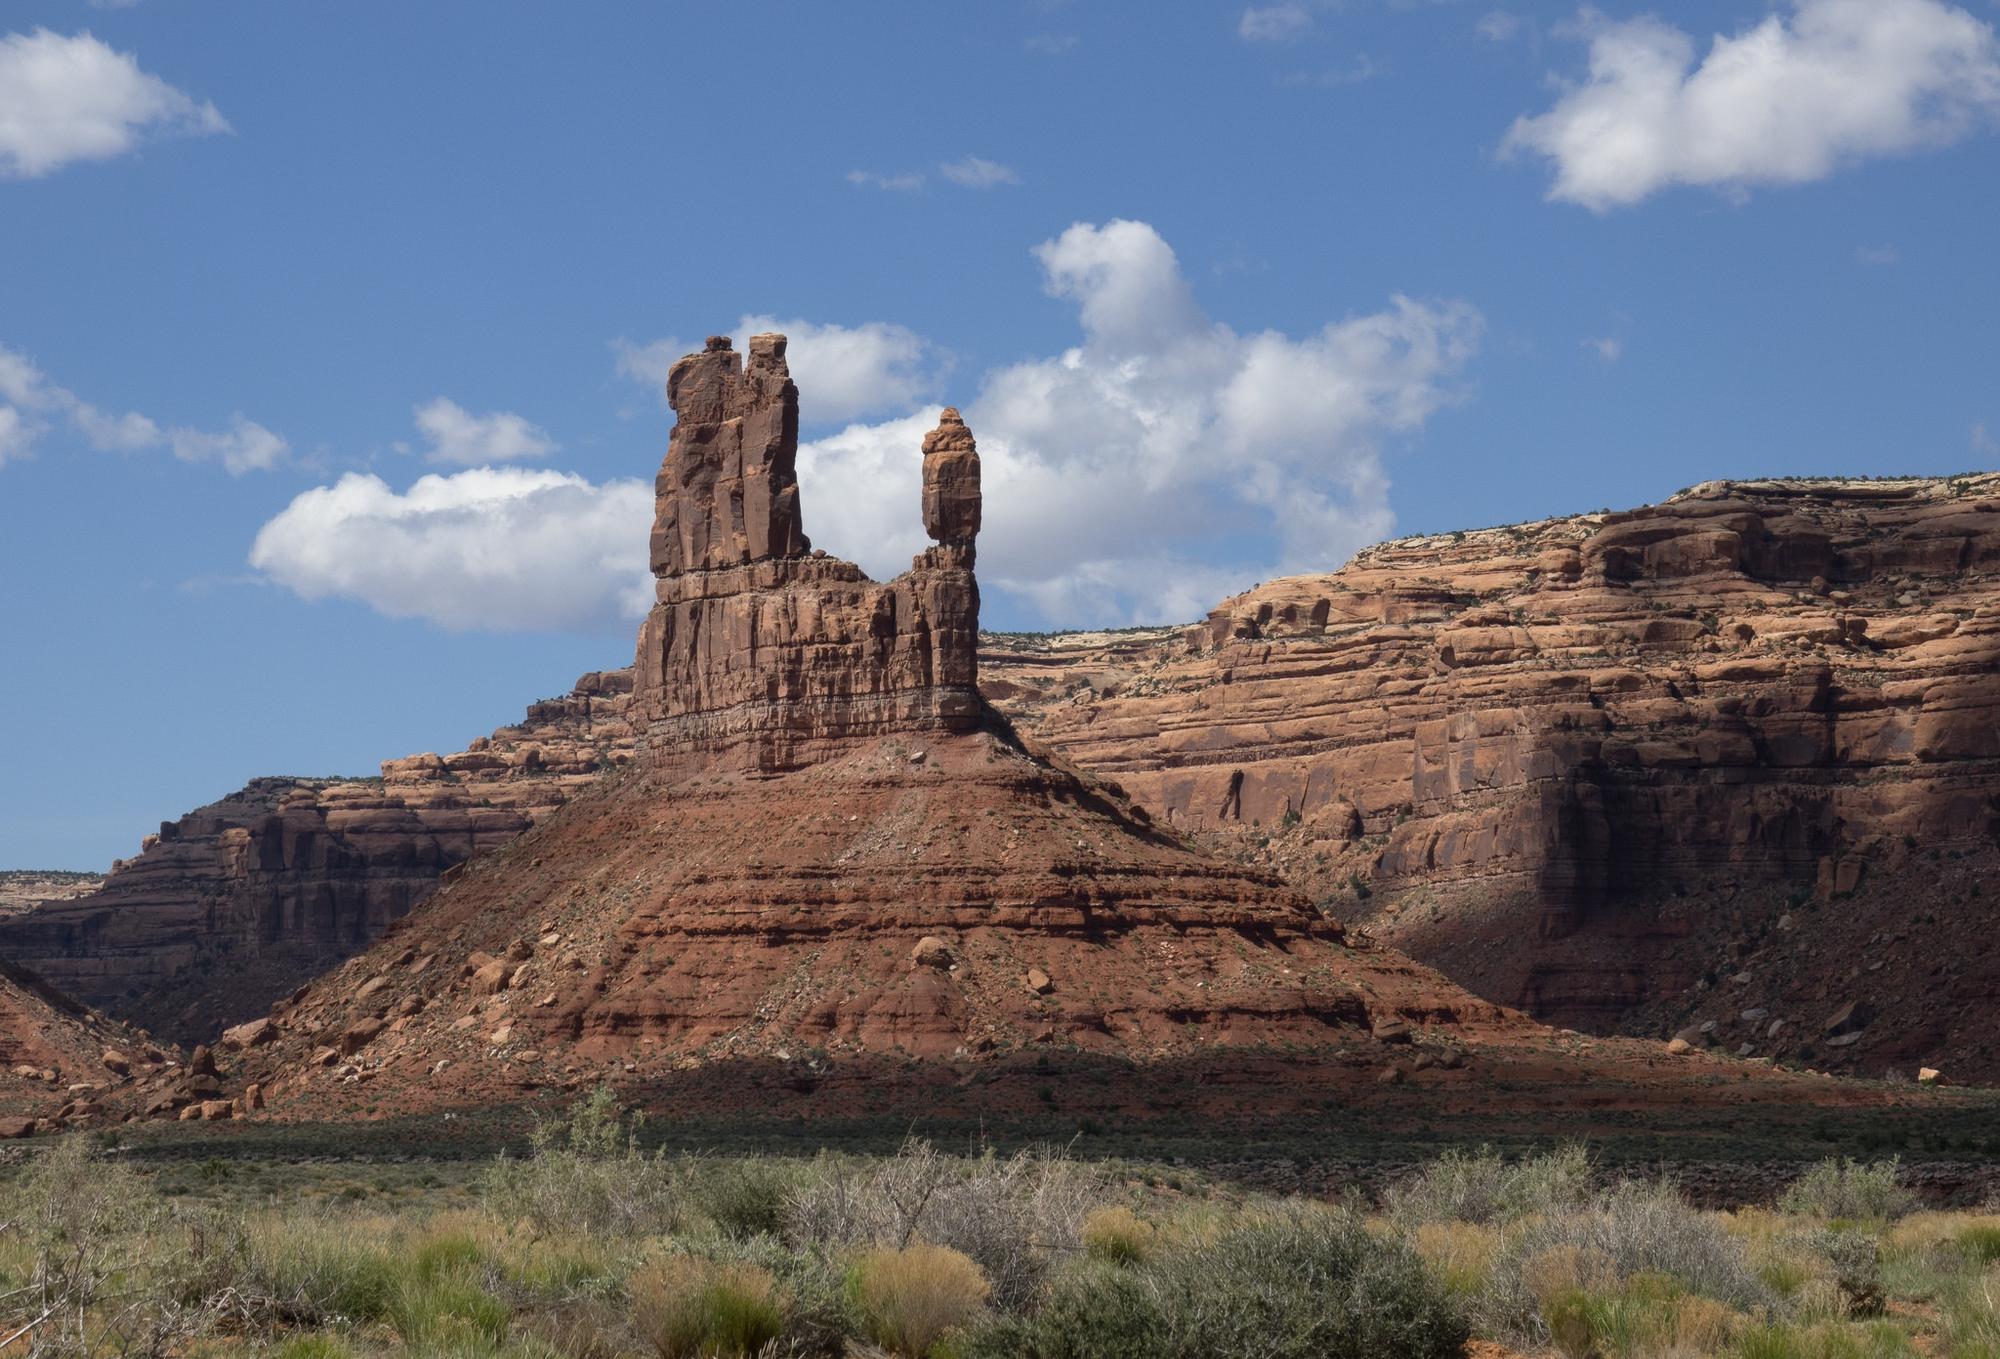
[846,168,925,191]
[1582,335,1624,364]
[1278,55,1381,87]
[1975,423,2000,459]
[1239,3,1313,42]
[1854,244,1902,266]
[939,156,1020,188]
[1024,32,1078,55]
[0,342,285,473]
[1476,10,1522,42]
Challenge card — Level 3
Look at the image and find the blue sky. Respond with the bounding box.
[3,1,1997,869]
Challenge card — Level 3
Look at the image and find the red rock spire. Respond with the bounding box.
[921,406,981,555]
[633,336,983,773]
[650,333,809,579]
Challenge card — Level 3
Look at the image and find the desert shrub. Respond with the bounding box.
[273,1335,364,1359]
[1941,1264,2000,1359]
[631,1255,786,1359]
[1409,1221,1500,1299]
[1732,1318,1919,1358]
[846,1243,990,1358]
[1962,1225,2000,1266]
[787,1141,1094,1309]
[682,1156,805,1240]
[242,1213,402,1324]
[390,1264,512,1351]
[1081,1206,1154,1266]
[957,1261,1167,1359]
[485,1087,685,1238]
[1147,1206,1467,1359]
[517,1300,634,1359]
[1778,1159,1916,1222]
[1801,1229,1884,1316]
[1482,1180,1772,1342]
[0,1137,226,1357]
[1385,1144,1596,1228]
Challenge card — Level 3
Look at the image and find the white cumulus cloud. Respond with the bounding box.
[0,342,284,472]
[795,219,1481,626]
[615,317,940,427]
[249,468,653,633]
[0,28,227,179]
[1504,0,2000,211]
[414,397,558,465]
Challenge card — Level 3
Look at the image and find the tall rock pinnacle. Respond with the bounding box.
[650,334,809,578]
[921,406,981,554]
[633,335,983,773]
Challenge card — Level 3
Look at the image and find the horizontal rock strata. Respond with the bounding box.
[983,475,2000,1078]
[0,671,635,1042]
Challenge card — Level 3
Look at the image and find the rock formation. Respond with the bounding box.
[228,335,1771,1124]
[634,337,980,774]
[0,956,167,1134]
[0,671,635,1043]
[983,475,2000,1079]
[14,466,1998,1087]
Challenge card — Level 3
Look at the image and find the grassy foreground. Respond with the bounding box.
[1,1091,1997,1358]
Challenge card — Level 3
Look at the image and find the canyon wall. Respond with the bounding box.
[0,671,635,1042]
[983,476,2000,1079]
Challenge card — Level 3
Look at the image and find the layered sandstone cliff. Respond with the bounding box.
[0,671,635,1042]
[983,475,2000,1080]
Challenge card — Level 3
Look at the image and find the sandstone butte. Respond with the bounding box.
[6,460,1997,1094]
[143,332,1913,1135]
[6,453,1999,1087]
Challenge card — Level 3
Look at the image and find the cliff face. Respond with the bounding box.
[0,671,635,1043]
[983,476,2000,1080]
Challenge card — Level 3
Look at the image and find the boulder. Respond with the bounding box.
[221,1017,275,1050]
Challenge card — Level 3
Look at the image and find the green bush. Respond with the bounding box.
[1961,1226,2000,1266]
[244,1215,403,1324]
[1483,1180,1772,1341]
[958,1262,1167,1359]
[683,1156,801,1239]
[484,1087,686,1238]
[1802,1229,1884,1316]
[1385,1145,1596,1228]
[1778,1160,1916,1222]
[1145,1207,1467,1359]
[391,1270,512,1350]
